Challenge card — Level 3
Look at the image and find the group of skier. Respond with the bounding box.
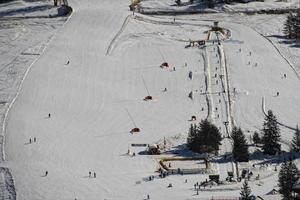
[89,171,97,178]
[28,137,36,144]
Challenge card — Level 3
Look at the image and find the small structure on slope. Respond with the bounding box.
[126,108,140,134]
[142,76,153,101]
[160,62,169,68]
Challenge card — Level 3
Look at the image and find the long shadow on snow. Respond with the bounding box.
[0,0,15,4]
[138,144,196,156]
[267,34,286,39]
[0,4,52,17]
[170,0,208,9]
[248,149,300,165]
[290,43,300,48]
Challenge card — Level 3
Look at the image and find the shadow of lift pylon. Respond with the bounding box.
[125,108,141,134]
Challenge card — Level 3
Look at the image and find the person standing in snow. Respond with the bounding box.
[188,91,193,100]
[94,172,96,178]
[29,138,32,144]
[34,137,36,142]
[89,171,91,178]
[48,113,51,118]
[188,71,193,80]
[45,171,48,176]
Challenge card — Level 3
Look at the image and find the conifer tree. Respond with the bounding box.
[283,12,295,39]
[240,180,252,200]
[283,11,300,40]
[295,10,300,40]
[252,131,261,146]
[262,110,281,155]
[278,161,299,200]
[187,119,222,153]
[231,127,249,162]
[187,124,196,150]
[292,126,300,152]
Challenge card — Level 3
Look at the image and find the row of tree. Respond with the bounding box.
[187,118,250,161]
[187,109,300,159]
[283,11,300,40]
[187,111,300,199]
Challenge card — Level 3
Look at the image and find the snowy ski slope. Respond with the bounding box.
[2,0,300,199]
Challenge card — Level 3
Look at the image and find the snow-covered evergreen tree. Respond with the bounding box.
[187,124,197,150]
[292,126,300,152]
[240,180,252,200]
[252,131,261,146]
[187,119,222,153]
[231,127,249,162]
[295,10,300,40]
[262,110,281,155]
[283,12,295,39]
[283,11,300,40]
[278,161,299,200]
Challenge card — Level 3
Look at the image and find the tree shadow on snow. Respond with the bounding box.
[0,4,53,17]
[248,149,300,165]
[24,142,31,145]
[169,0,209,10]
[267,35,300,48]
[290,43,300,48]
[267,34,286,39]
[0,0,16,4]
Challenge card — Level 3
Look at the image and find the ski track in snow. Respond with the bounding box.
[2,1,300,199]
[262,97,298,131]
[106,14,132,56]
[0,4,73,199]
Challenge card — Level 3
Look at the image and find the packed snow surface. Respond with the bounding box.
[1,0,299,200]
